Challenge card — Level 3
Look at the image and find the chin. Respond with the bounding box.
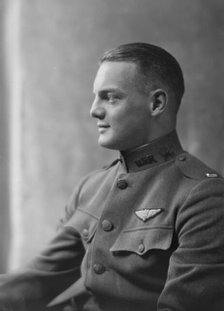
[98,137,120,151]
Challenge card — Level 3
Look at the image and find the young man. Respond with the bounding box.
[0,43,224,311]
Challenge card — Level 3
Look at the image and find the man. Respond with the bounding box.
[0,42,224,311]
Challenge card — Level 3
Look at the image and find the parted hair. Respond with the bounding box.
[100,42,185,108]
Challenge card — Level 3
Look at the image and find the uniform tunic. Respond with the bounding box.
[0,130,224,311]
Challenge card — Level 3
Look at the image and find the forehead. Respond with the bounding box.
[93,61,140,92]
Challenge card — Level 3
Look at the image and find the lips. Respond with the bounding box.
[97,124,110,133]
[97,124,110,128]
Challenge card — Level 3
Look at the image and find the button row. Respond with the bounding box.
[117,179,128,189]
[138,243,145,253]
[178,155,186,161]
[93,244,145,275]
[93,263,105,274]
[102,219,113,232]
[82,228,89,240]
[82,219,114,240]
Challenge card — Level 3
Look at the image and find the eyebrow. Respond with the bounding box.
[93,88,123,95]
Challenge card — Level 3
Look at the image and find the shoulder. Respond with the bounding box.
[101,158,121,170]
[74,158,121,189]
[84,158,120,178]
[175,152,223,181]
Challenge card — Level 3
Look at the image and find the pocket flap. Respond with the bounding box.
[110,227,173,255]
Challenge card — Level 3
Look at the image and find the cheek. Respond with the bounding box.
[110,105,137,123]
[113,117,143,139]
[108,101,149,133]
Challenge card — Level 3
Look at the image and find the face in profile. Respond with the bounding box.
[91,61,154,152]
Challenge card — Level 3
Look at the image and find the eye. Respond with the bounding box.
[108,92,122,103]
[98,90,122,103]
[108,93,117,101]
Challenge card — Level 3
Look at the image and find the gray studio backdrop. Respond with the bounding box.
[0,0,223,271]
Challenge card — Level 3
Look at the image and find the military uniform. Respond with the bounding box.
[0,130,224,311]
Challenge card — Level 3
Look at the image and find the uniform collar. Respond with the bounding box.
[120,130,183,172]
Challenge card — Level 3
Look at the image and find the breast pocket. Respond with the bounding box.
[64,208,99,246]
[110,226,174,256]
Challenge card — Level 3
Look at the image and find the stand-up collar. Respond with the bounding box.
[120,130,183,172]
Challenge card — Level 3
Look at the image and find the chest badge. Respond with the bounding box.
[135,208,163,222]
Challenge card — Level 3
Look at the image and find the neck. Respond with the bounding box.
[120,130,183,172]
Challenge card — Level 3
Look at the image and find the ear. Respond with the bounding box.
[149,89,168,116]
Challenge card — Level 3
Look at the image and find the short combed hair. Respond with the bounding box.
[100,42,185,108]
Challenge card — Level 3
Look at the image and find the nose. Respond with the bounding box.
[90,97,105,120]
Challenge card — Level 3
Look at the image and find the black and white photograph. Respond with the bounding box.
[0,1,223,310]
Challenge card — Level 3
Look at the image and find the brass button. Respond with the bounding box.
[178,155,186,161]
[117,179,128,189]
[102,219,113,232]
[82,228,89,240]
[138,243,145,253]
[93,263,105,274]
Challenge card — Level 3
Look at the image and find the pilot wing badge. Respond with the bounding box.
[135,208,163,222]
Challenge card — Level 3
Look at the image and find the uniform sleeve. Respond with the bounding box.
[0,186,85,311]
[158,178,224,311]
